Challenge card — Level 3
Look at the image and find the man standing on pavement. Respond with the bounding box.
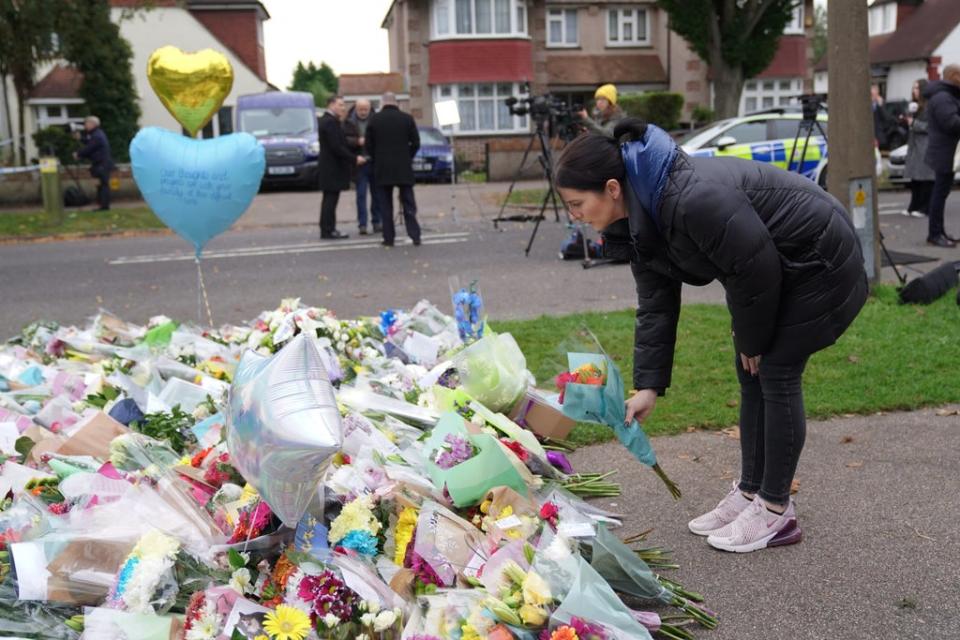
[365,92,421,247]
[922,65,960,248]
[318,95,365,240]
[74,115,115,211]
[344,99,381,235]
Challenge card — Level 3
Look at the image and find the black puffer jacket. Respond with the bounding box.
[603,125,869,392]
[922,80,960,173]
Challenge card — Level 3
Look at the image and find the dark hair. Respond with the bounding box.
[554,118,647,192]
[914,78,928,110]
[326,94,343,107]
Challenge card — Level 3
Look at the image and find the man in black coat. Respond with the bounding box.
[318,95,365,239]
[74,115,115,211]
[922,65,960,248]
[365,92,421,247]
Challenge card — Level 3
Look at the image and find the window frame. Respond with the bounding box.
[783,2,804,35]
[433,82,530,135]
[740,77,803,116]
[432,0,529,39]
[546,7,578,48]
[606,7,649,47]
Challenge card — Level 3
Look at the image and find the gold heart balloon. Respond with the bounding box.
[147,46,234,137]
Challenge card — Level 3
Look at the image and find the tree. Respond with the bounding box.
[657,0,799,118]
[812,3,827,66]
[288,61,338,107]
[57,0,140,162]
[0,0,58,165]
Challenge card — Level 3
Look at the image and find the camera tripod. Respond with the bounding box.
[492,119,596,264]
[792,96,904,284]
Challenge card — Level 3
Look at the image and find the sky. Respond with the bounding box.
[262,0,395,89]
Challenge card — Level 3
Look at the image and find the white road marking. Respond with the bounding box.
[109,232,471,265]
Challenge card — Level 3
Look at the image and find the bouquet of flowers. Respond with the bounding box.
[555,350,680,499]
[430,433,478,469]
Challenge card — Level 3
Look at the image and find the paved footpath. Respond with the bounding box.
[570,407,960,640]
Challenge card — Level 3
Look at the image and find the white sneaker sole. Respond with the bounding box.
[688,521,731,537]
[707,519,802,553]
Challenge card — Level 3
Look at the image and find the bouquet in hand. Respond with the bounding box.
[556,350,680,499]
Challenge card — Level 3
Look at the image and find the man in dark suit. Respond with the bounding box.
[923,65,960,248]
[365,92,421,247]
[74,115,115,211]
[318,95,365,239]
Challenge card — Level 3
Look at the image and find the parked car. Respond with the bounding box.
[237,91,320,190]
[414,127,454,182]
[887,143,960,183]
[680,108,882,190]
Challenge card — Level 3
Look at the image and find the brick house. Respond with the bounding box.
[814,0,960,102]
[381,0,814,167]
[2,0,273,163]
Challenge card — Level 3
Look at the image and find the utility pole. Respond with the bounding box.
[827,0,881,284]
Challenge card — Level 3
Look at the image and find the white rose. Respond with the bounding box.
[322,613,340,628]
[373,610,397,632]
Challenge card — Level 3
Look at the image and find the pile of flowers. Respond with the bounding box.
[0,298,717,640]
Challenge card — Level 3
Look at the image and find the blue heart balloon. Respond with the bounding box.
[130,127,265,256]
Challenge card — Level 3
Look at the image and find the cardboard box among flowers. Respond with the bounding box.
[0,298,717,640]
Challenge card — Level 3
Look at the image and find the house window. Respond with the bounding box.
[31,101,85,131]
[433,82,529,134]
[740,78,803,115]
[547,8,578,47]
[433,0,528,38]
[607,7,648,46]
[868,2,896,36]
[783,2,803,35]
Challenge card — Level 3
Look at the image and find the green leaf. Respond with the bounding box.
[227,548,245,571]
[14,436,35,461]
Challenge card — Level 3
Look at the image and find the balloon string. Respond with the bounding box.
[195,256,214,328]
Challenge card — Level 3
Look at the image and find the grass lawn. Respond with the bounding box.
[0,206,165,239]
[492,285,960,446]
[501,188,548,205]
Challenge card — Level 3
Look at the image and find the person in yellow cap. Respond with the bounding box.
[578,84,624,136]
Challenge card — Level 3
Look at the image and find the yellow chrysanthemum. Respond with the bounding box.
[393,507,418,566]
[328,495,381,543]
[263,605,311,640]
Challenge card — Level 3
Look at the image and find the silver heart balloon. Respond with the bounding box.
[226,333,342,527]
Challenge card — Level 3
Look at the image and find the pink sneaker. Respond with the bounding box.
[687,482,753,536]
[707,497,802,553]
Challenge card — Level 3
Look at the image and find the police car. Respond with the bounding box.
[679,108,880,189]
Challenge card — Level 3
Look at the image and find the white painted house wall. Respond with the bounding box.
[933,20,960,75]
[886,60,928,101]
[114,6,270,136]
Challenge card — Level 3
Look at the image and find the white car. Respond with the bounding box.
[681,108,882,190]
[886,143,960,183]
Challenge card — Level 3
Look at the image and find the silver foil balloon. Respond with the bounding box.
[226,333,342,527]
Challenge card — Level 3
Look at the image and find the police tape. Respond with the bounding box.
[0,165,40,175]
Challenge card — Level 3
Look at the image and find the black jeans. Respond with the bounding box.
[319,190,341,236]
[927,170,954,239]
[735,352,809,506]
[376,184,420,245]
[907,180,933,215]
[91,165,111,210]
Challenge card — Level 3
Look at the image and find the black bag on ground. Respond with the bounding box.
[63,185,90,207]
[898,261,959,304]
[559,228,602,260]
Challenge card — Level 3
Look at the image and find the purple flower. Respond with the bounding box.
[433,434,475,469]
[547,451,575,475]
